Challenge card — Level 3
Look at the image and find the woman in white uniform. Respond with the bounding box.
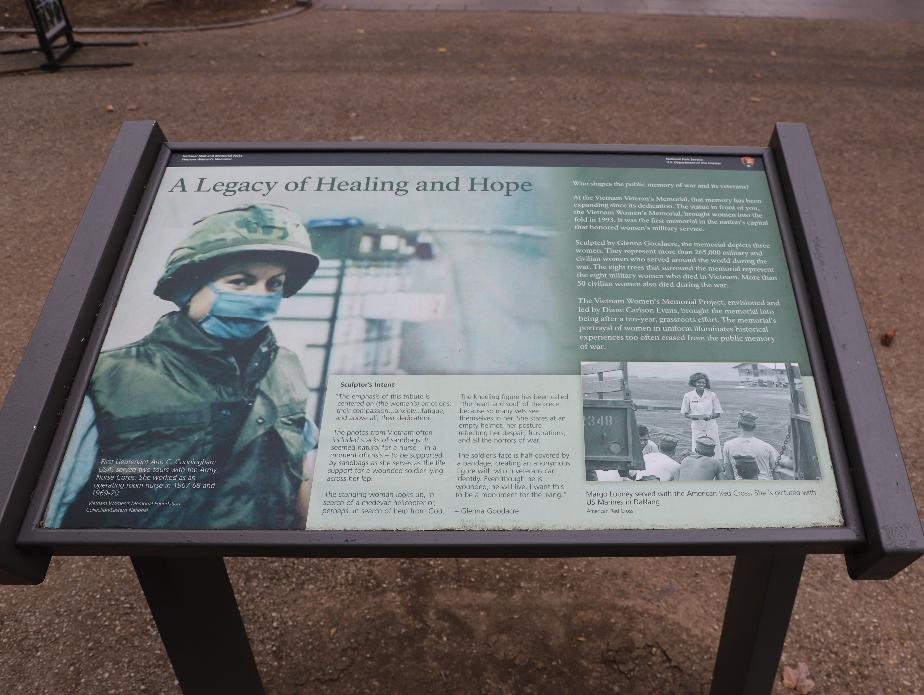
[680,372,722,457]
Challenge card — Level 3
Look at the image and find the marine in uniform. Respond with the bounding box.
[45,204,322,530]
[722,411,780,481]
[637,434,680,482]
[638,425,658,457]
[672,435,731,481]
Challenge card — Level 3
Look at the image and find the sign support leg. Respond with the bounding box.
[710,553,805,695]
[132,556,264,695]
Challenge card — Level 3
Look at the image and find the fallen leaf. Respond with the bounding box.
[437,47,448,53]
[575,635,586,642]
[748,96,762,103]
[880,328,897,346]
[349,135,366,141]
[694,42,708,49]
[356,28,365,34]
[752,70,764,78]
[126,103,138,111]
[329,627,337,637]
[770,49,778,57]
[348,111,358,119]
[105,104,114,112]
[782,662,815,693]
[707,68,715,74]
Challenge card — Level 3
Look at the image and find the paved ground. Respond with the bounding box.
[3,0,922,27]
[313,0,924,21]
[1,7,923,695]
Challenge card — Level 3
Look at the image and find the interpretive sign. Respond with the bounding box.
[40,151,844,533]
[27,0,68,40]
[1,123,920,695]
[0,0,135,71]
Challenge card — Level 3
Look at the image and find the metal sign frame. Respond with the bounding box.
[25,0,70,49]
[0,122,920,583]
[0,0,135,71]
[1,122,921,695]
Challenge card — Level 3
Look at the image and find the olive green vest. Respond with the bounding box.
[84,312,310,530]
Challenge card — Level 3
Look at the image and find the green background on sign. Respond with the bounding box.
[562,166,812,371]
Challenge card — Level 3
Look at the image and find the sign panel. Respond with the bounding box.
[41,152,844,533]
[27,0,68,40]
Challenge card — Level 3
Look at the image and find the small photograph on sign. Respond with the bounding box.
[583,361,823,483]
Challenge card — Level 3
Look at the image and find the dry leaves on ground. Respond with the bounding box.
[782,662,816,693]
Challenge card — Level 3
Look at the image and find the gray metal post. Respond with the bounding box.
[710,553,805,695]
[132,556,264,695]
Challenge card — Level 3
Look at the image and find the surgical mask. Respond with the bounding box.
[197,283,282,341]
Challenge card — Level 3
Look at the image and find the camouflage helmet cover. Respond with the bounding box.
[155,204,321,301]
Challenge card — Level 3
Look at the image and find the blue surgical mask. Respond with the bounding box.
[197,283,282,341]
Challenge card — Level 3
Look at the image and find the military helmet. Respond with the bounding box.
[155,204,321,301]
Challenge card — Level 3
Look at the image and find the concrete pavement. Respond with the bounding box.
[1,8,923,694]
[314,0,924,21]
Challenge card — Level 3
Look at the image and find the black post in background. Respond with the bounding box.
[0,0,135,70]
[132,556,264,695]
[710,553,805,695]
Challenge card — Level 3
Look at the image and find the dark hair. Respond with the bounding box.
[738,420,757,432]
[659,439,677,454]
[638,425,650,437]
[688,372,711,389]
[735,459,759,480]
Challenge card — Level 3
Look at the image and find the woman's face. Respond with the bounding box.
[693,377,707,392]
[187,259,287,321]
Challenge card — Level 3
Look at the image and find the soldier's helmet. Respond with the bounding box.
[155,204,321,302]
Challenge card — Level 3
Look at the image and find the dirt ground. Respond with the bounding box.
[1,3,923,695]
[0,0,295,28]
